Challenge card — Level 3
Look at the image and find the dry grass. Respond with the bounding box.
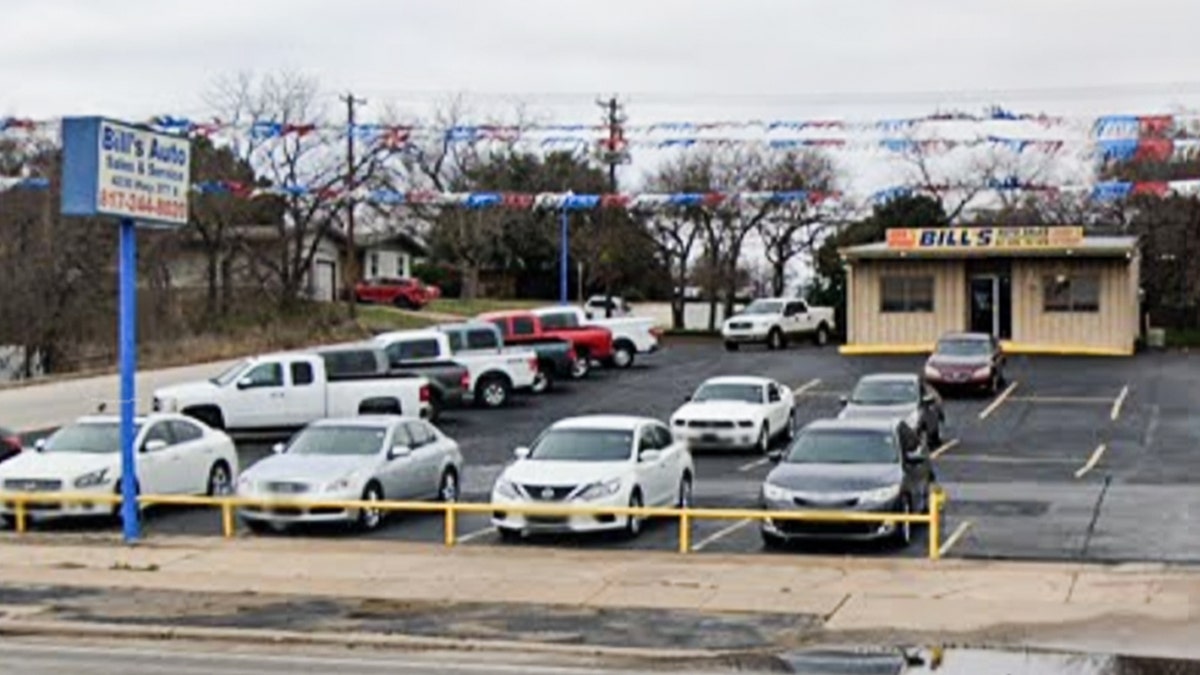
[427,297,546,318]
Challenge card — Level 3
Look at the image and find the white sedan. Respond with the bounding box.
[670,376,795,454]
[236,416,463,533]
[0,414,238,526]
[490,415,694,540]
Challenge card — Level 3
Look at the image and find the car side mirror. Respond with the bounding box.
[922,393,936,404]
[34,438,45,452]
[142,439,168,454]
[271,442,286,454]
[838,395,848,406]
[388,445,413,460]
[639,449,662,463]
[236,377,254,390]
[682,394,692,403]
[904,447,927,463]
[513,446,531,460]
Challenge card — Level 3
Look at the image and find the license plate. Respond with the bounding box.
[701,433,719,442]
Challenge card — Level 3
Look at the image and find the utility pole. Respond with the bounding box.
[341,92,367,318]
[595,95,628,317]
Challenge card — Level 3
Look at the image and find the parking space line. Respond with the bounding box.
[791,378,822,397]
[938,520,973,557]
[978,381,1019,420]
[692,518,752,551]
[1111,385,1129,421]
[456,526,496,543]
[930,438,960,459]
[1074,443,1107,479]
[1010,396,1113,404]
[938,455,1077,465]
[738,457,771,472]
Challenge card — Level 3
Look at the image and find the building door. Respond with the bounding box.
[969,276,1000,336]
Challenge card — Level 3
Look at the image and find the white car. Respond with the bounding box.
[236,416,462,533]
[0,414,238,526]
[490,415,694,540]
[721,298,835,351]
[670,376,795,454]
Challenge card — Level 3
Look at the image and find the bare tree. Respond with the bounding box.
[755,151,839,296]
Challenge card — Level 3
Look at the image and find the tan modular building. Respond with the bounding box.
[839,227,1141,356]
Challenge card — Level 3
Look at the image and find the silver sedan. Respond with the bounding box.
[236,416,463,532]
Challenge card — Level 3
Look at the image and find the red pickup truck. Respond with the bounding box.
[355,277,434,309]
[479,310,613,380]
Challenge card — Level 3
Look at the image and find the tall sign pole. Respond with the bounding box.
[560,207,569,305]
[62,117,191,544]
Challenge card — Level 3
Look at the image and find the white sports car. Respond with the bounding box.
[490,415,694,540]
[0,414,238,527]
[670,376,795,454]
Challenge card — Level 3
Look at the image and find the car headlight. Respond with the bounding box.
[323,476,354,492]
[494,478,520,499]
[924,365,940,378]
[762,482,790,501]
[576,477,622,501]
[857,484,901,503]
[972,366,992,378]
[74,468,112,488]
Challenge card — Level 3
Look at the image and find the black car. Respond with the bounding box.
[760,418,933,548]
[0,426,23,464]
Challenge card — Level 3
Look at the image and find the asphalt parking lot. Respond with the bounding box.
[16,339,1200,563]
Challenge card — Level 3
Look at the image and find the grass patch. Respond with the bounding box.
[1165,328,1200,348]
[357,305,443,334]
[427,297,545,318]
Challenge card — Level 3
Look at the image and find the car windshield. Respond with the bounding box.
[528,429,633,462]
[43,422,140,454]
[850,380,919,406]
[936,338,991,356]
[784,430,897,465]
[210,360,248,386]
[287,427,387,457]
[742,300,783,315]
[693,383,762,404]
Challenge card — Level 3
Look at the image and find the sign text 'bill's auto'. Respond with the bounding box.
[61,117,190,227]
[886,226,1084,251]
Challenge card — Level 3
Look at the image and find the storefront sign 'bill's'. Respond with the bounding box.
[886,227,1085,250]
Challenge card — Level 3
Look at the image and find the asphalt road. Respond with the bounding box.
[14,339,1200,563]
[0,640,678,675]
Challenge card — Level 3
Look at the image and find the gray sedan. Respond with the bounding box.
[838,373,944,448]
[760,418,933,548]
[236,416,463,533]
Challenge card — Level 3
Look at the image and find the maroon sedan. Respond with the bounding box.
[923,333,1006,394]
[0,426,22,464]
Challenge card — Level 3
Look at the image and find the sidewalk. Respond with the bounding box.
[0,535,1194,638]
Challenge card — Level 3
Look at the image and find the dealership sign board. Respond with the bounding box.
[61,117,190,226]
[886,226,1085,251]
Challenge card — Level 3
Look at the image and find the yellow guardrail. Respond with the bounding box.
[1,487,949,559]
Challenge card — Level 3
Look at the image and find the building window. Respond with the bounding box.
[368,252,379,278]
[880,276,934,313]
[1044,275,1100,313]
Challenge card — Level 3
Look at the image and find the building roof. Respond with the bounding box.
[841,235,1138,260]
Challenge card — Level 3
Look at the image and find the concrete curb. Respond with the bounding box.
[0,618,721,661]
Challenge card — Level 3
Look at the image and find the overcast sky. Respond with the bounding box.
[5,0,1200,122]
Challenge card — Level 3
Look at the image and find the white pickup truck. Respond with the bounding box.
[721,297,835,351]
[374,328,540,409]
[531,305,662,369]
[152,351,432,431]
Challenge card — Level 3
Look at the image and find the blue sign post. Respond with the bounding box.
[559,208,569,305]
[61,117,191,543]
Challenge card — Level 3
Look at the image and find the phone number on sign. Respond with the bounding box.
[99,189,187,221]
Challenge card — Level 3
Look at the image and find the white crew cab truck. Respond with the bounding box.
[531,305,662,369]
[721,298,835,351]
[153,352,432,431]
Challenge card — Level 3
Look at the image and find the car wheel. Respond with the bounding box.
[0,515,15,531]
[624,490,644,538]
[989,372,1000,395]
[761,529,785,550]
[767,328,785,350]
[530,371,552,395]
[357,483,384,532]
[677,473,693,509]
[437,469,459,503]
[814,323,830,346]
[783,411,795,442]
[893,496,913,548]
[476,376,511,409]
[392,296,414,310]
[755,426,770,455]
[929,424,943,449]
[206,462,232,497]
[612,341,636,369]
[570,354,591,379]
[724,341,739,352]
[497,526,522,543]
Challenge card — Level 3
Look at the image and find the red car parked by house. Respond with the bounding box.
[478,310,614,379]
[354,277,437,310]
